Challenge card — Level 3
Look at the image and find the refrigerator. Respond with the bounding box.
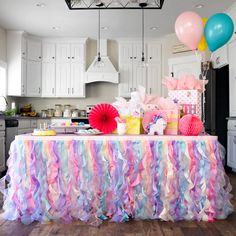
[204,64,229,167]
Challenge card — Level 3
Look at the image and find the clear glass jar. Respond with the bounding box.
[54,104,63,117]
[41,110,47,118]
[63,105,71,117]
[47,109,55,118]
[71,109,79,118]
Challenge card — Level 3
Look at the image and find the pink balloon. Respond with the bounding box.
[175,11,204,51]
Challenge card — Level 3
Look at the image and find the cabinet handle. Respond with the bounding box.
[52,88,54,94]
[72,88,74,94]
[216,57,220,64]
[171,72,174,77]
[38,87,41,94]
[130,88,133,92]
[68,88,70,94]
[149,88,152,94]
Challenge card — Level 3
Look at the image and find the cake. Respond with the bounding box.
[32,129,57,136]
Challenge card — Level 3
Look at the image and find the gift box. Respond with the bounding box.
[122,116,143,135]
[168,90,202,118]
[164,109,179,135]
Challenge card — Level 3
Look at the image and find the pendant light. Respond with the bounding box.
[140,3,148,67]
[94,3,105,68]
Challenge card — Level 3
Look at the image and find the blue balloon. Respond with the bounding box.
[204,13,234,52]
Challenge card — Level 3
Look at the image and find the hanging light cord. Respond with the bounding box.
[97,7,101,61]
[141,7,145,62]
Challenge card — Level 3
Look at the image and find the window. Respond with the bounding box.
[0,61,7,111]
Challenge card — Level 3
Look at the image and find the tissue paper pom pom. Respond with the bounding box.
[89,104,119,134]
[179,114,203,136]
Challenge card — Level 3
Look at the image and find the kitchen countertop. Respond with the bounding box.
[1,115,88,120]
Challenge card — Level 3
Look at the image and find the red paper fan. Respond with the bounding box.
[88,104,119,134]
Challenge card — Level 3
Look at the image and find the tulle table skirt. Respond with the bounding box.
[1,134,233,224]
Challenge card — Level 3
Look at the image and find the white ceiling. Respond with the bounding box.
[0,0,234,39]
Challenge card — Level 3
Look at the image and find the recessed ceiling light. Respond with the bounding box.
[101,26,109,30]
[195,4,204,9]
[36,3,46,7]
[52,26,61,30]
[150,27,158,31]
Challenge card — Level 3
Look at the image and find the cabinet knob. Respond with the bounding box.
[72,57,75,59]
[130,57,133,59]
[68,57,70,59]
[134,57,137,59]
[39,56,42,59]
[52,57,55,59]
[149,57,152,59]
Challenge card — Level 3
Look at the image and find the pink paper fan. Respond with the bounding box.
[88,103,119,134]
[142,110,167,133]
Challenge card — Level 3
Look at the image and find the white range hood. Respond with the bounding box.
[85,39,119,84]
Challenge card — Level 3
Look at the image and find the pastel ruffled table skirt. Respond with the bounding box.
[1,134,233,224]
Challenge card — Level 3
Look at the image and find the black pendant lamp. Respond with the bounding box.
[94,3,105,68]
[140,3,148,67]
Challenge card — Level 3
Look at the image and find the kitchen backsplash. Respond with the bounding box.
[12,83,118,113]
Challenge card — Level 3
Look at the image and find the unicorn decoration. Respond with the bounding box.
[146,115,167,135]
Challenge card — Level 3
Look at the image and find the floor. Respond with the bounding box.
[0,172,235,236]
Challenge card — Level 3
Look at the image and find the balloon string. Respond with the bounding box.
[194,50,206,133]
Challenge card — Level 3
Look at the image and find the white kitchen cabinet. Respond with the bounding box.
[56,63,71,97]
[228,39,236,117]
[42,62,56,97]
[119,41,161,97]
[55,41,86,97]
[147,42,161,64]
[227,132,236,169]
[26,61,42,96]
[147,64,162,95]
[42,41,56,97]
[7,31,27,96]
[42,42,56,63]
[27,38,42,62]
[70,63,85,97]
[211,45,228,69]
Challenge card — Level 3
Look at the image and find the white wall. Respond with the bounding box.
[0,26,6,62]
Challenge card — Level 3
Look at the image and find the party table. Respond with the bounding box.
[1,134,233,224]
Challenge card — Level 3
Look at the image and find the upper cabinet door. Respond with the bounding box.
[119,43,133,63]
[42,42,56,63]
[148,43,161,64]
[27,38,42,62]
[132,43,143,62]
[56,63,71,97]
[118,63,133,97]
[147,64,162,95]
[56,43,71,63]
[21,37,27,59]
[26,61,42,97]
[70,63,85,97]
[42,62,56,97]
[70,43,84,63]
